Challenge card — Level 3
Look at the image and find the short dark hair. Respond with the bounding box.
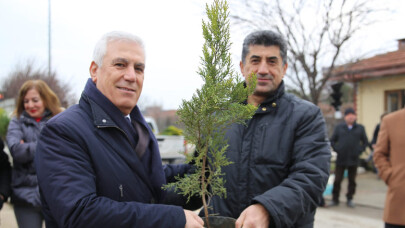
[344,107,356,116]
[241,30,287,65]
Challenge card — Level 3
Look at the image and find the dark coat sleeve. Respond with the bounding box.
[330,124,340,152]
[371,124,380,146]
[0,139,12,208]
[162,164,203,210]
[359,125,369,155]
[36,119,186,228]
[252,107,331,227]
[6,118,36,164]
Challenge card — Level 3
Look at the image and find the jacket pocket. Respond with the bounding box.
[254,123,289,165]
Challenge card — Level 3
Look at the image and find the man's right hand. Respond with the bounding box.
[184,209,204,228]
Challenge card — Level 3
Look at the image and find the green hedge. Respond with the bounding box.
[160,125,183,136]
[0,108,10,140]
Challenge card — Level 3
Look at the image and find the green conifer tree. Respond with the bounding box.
[164,0,257,225]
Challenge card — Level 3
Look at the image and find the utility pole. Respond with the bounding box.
[48,0,51,77]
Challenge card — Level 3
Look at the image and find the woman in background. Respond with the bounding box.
[6,80,62,228]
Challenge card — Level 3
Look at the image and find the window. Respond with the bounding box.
[385,89,405,112]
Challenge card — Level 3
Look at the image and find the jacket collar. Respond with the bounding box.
[83,78,146,136]
[253,80,285,115]
[21,109,52,124]
[82,78,151,132]
[80,79,164,200]
[346,122,358,129]
[261,80,285,105]
[83,78,126,125]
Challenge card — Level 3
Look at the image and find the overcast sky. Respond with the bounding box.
[0,0,404,110]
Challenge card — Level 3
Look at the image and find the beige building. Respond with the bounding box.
[330,39,405,140]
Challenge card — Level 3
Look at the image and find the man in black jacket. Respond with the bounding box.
[329,107,369,208]
[203,30,331,228]
[0,138,12,211]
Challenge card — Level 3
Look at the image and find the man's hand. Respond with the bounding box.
[235,204,270,228]
[184,209,204,228]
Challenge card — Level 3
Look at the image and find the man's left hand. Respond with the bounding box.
[235,204,269,228]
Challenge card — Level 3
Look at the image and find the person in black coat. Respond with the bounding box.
[199,30,331,228]
[367,112,388,174]
[35,31,204,228]
[0,138,12,210]
[329,108,369,208]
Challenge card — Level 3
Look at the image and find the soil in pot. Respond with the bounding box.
[202,216,236,228]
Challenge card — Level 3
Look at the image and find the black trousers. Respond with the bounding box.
[332,165,357,202]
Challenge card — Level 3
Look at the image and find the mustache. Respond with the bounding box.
[256,73,274,80]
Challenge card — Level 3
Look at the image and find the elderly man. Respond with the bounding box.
[35,31,204,228]
[201,30,331,228]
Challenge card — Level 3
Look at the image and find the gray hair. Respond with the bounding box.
[92,31,145,67]
[241,30,287,65]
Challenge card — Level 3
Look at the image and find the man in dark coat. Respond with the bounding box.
[0,138,11,210]
[329,107,369,208]
[35,31,204,228]
[202,30,331,228]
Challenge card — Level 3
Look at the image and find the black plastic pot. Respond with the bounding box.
[202,216,236,228]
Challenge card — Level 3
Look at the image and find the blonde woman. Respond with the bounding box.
[6,80,62,228]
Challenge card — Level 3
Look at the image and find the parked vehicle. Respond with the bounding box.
[145,117,193,164]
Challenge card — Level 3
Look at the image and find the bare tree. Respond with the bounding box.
[1,61,76,108]
[230,0,379,104]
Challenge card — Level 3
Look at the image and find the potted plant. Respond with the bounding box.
[163,1,257,227]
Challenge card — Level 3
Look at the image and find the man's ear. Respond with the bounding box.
[239,61,244,74]
[282,63,288,76]
[89,61,98,83]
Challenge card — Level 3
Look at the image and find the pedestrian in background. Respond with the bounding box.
[35,31,204,228]
[200,30,331,228]
[368,112,388,174]
[0,138,12,219]
[329,107,369,208]
[374,108,405,228]
[6,80,63,228]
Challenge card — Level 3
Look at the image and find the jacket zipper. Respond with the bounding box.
[97,125,132,200]
[119,184,123,198]
[97,125,156,200]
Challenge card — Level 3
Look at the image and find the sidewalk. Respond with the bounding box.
[324,169,387,209]
[0,203,17,228]
[315,170,388,227]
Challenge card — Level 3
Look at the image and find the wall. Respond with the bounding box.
[358,75,405,140]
